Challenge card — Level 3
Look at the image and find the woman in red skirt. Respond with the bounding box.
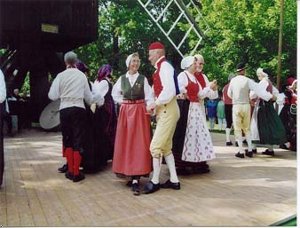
[112,53,154,195]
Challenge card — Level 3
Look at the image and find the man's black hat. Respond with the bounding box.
[236,62,246,72]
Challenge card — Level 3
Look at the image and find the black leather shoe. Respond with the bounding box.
[245,150,253,158]
[143,181,160,194]
[235,141,239,147]
[65,171,73,180]
[235,152,245,158]
[279,144,288,150]
[73,172,85,182]
[226,141,233,146]
[262,149,275,156]
[160,180,181,190]
[58,164,68,173]
[132,183,140,196]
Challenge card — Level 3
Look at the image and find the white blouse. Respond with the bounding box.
[48,68,93,110]
[228,75,273,105]
[177,71,217,99]
[92,80,108,107]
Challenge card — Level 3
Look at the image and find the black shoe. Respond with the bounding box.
[65,171,73,180]
[160,180,181,190]
[73,172,85,182]
[131,183,140,196]
[245,150,253,158]
[235,152,245,158]
[243,140,248,145]
[143,181,160,194]
[279,144,288,150]
[252,149,257,154]
[58,164,68,173]
[262,149,275,156]
[226,141,233,146]
[235,142,239,147]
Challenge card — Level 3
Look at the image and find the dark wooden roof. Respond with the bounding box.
[0,0,98,51]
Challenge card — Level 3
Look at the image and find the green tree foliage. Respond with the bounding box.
[76,0,296,88]
[198,0,296,86]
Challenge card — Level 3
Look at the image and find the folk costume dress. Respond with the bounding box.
[173,71,215,169]
[112,72,153,177]
[82,80,101,173]
[250,78,286,145]
[92,78,117,168]
[279,78,297,151]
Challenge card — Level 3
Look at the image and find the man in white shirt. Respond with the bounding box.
[48,51,93,182]
[0,69,6,187]
[143,42,180,194]
[227,63,276,158]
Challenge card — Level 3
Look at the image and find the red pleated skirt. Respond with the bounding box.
[112,100,152,176]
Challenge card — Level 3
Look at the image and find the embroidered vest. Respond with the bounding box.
[152,57,180,97]
[121,74,145,100]
[185,73,199,102]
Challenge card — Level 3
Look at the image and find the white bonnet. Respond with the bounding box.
[256,68,268,78]
[181,56,195,70]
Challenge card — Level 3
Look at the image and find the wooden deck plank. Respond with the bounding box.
[0,129,296,226]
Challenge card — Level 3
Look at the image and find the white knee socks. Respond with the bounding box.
[164,153,179,183]
[225,128,231,142]
[151,157,162,184]
[245,134,252,152]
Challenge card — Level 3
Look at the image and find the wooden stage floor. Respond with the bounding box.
[0,129,297,226]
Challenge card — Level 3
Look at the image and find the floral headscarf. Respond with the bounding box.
[97,64,112,81]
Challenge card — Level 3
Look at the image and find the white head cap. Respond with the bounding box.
[256,68,268,78]
[181,56,195,70]
[125,54,134,68]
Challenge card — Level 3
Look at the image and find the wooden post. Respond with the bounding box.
[276,0,284,90]
[275,0,284,113]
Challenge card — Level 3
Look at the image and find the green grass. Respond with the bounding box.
[271,215,297,226]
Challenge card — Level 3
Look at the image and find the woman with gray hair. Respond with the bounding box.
[112,53,154,195]
[172,56,216,175]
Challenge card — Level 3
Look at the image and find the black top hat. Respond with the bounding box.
[236,62,246,72]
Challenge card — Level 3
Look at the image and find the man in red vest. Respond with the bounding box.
[143,42,180,194]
